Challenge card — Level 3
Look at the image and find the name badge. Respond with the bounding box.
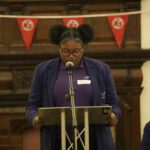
[77,80,91,85]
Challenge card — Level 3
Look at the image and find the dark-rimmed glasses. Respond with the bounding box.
[60,49,83,57]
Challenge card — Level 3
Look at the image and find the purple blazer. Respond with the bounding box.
[141,121,150,150]
[26,57,121,150]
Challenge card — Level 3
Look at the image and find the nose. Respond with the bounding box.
[68,53,75,58]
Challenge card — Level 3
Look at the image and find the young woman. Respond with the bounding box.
[26,24,121,150]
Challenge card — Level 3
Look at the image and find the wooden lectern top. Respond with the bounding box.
[38,105,112,126]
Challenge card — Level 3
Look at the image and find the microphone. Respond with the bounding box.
[65,61,74,70]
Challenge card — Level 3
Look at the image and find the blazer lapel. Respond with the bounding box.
[84,58,99,105]
[46,58,60,107]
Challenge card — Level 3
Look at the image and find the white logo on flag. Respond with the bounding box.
[112,17,124,30]
[67,19,79,28]
[22,19,34,31]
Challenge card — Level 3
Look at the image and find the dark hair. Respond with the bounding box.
[49,24,94,45]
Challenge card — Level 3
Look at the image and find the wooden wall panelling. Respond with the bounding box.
[22,128,40,150]
[116,87,142,150]
[125,14,141,48]
[0,108,26,150]
[0,8,11,52]
[0,18,5,51]
[12,67,34,93]
[0,69,12,91]
[0,2,141,54]
[109,62,142,150]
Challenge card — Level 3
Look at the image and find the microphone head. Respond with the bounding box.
[65,61,74,69]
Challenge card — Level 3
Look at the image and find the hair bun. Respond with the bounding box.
[49,24,68,44]
[49,24,94,45]
[78,24,94,43]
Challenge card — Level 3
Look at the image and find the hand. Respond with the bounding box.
[32,115,42,129]
[108,112,118,127]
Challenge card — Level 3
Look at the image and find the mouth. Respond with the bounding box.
[66,60,76,62]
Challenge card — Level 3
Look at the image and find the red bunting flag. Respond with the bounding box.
[107,15,128,48]
[62,17,84,28]
[17,18,39,49]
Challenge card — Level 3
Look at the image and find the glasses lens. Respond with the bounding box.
[61,49,83,56]
[73,51,82,56]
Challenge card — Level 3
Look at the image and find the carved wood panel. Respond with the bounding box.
[13,68,33,92]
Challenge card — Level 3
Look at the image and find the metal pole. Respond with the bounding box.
[84,109,89,150]
[61,109,66,150]
[68,70,78,150]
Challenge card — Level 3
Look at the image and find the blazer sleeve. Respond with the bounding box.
[141,122,150,150]
[26,65,43,125]
[104,64,121,119]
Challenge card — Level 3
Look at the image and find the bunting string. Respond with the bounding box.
[0,10,150,19]
[2,9,149,49]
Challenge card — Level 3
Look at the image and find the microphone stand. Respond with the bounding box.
[67,67,78,150]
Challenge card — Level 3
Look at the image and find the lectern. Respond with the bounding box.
[38,105,112,150]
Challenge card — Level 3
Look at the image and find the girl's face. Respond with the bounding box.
[59,40,83,66]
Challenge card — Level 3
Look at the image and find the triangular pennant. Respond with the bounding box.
[62,17,84,28]
[107,15,128,48]
[17,18,39,50]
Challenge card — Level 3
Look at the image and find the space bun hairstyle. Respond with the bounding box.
[77,24,94,44]
[49,24,94,45]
